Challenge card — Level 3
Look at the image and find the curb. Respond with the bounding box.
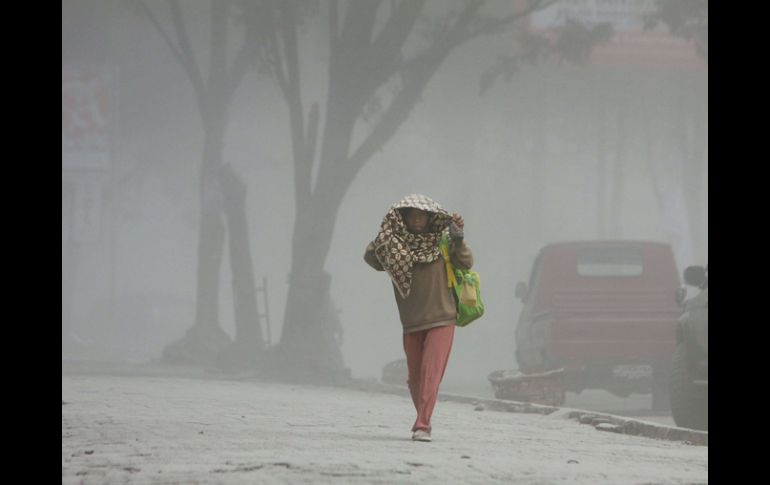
[353,380,707,447]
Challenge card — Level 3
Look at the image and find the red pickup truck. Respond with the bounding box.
[490,241,682,410]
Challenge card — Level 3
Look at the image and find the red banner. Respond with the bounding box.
[62,65,112,170]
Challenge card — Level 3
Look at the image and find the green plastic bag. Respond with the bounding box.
[440,235,485,327]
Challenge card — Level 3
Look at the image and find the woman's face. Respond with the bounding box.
[404,208,429,234]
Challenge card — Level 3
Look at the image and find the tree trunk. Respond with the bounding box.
[215,164,265,370]
[596,95,608,239]
[531,82,546,238]
[679,77,707,263]
[269,76,358,382]
[62,187,79,352]
[610,101,627,238]
[273,190,349,383]
[699,117,708,261]
[163,123,232,365]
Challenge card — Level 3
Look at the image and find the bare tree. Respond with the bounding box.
[249,0,571,381]
[140,0,265,365]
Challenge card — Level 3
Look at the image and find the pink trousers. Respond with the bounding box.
[402,324,455,432]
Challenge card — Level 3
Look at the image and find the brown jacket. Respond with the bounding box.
[364,239,474,333]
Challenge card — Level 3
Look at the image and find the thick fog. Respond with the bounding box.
[62,0,707,398]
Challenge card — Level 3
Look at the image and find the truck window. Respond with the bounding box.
[527,253,543,293]
[576,247,643,276]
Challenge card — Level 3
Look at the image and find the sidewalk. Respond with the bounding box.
[62,366,707,484]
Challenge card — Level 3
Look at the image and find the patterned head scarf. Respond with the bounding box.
[372,194,453,299]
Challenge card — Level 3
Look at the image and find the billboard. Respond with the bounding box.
[62,65,112,170]
[527,0,706,70]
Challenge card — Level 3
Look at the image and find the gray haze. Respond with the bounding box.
[62,1,707,397]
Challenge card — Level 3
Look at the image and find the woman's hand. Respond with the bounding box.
[452,213,464,229]
[450,213,464,239]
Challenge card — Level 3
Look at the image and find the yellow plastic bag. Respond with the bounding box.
[440,235,484,327]
[460,276,477,306]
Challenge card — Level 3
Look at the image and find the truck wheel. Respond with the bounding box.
[669,343,707,430]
